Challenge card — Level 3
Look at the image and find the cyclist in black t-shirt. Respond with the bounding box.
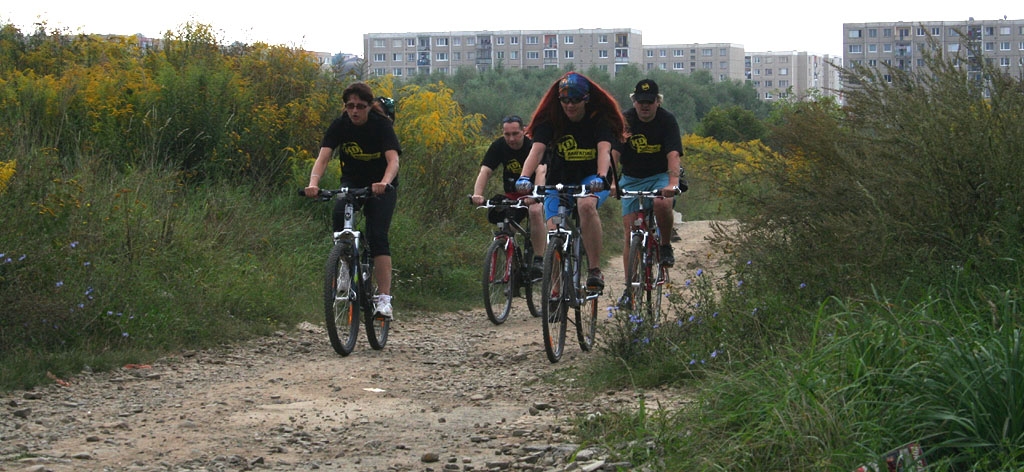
[471,115,547,276]
[613,79,683,300]
[304,82,401,321]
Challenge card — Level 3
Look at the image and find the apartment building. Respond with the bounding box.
[843,18,1024,83]
[746,51,843,101]
[363,29,643,77]
[640,43,746,83]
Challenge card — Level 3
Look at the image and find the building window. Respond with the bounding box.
[1001,57,1011,66]
[1019,42,1024,50]
[868,29,877,38]
[373,53,386,62]
[702,61,712,69]
[765,80,772,87]
[659,63,666,70]
[868,44,877,53]
[453,52,461,61]
[453,38,461,46]
[393,68,403,76]
[673,49,684,57]
[931,27,941,36]
[544,50,557,59]
[436,52,448,61]
[527,51,539,59]
[849,29,862,38]
[779,80,789,88]
[436,38,448,46]
[916,28,926,36]
[373,39,385,48]
[496,37,505,45]
[883,44,892,53]
[779,67,788,75]
[510,50,519,59]
[883,29,892,37]
[702,48,713,56]
[599,50,608,58]
[392,53,401,62]
[984,42,994,51]
[497,51,504,59]
[374,68,386,76]
[720,48,728,56]
[467,37,476,46]
[526,36,538,45]
[1001,42,1011,51]
[849,45,863,53]
[564,35,574,44]
[564,50,574,59]
[392,39,402,48]
[765,68,773,75]
[646,50,654,57]
[616,49,629,58]
[598,35,608,43]
[406,53,415,62]
[660,49,666,57]
[407,38,415,47]
[720,61,728,69]
[673,62,684,70]
[510,36,519,45]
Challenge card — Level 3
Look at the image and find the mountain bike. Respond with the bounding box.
[476,196,542,324]
[533,184,599,363]
[301,186,390,356]
[619,188,675,325]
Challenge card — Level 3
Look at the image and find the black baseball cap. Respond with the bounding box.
[632,79,659,102]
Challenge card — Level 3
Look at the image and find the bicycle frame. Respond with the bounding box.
[620,189,670,321]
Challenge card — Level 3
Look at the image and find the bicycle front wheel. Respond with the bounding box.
[482,237,514,325]
[324,243,359,356]
[646,239,664,325]
[361,252,390,350]
[540,238,568,363]
[575,240,597,351]
[524,244,542,318]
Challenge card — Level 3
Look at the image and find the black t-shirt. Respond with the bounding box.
[319,112,402,187]
[480,135,534,194]
[617,108,683,178]
[531,115,615,184]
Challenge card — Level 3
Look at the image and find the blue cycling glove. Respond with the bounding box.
[587,175,609,193]
[515,176,533,194]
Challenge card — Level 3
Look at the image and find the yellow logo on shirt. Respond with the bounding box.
[557,135,596,162]
[629,134,662,154]
[342,142,381,161]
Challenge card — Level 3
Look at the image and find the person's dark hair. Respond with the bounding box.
[526,71,625,143]
[342,82,390,120]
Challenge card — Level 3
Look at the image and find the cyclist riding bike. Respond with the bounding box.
[612,79,684,307]
[471,115,547,277]
[515,71,626,292]
[305,82,401,320]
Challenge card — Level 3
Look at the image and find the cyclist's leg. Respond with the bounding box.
[618,174,643,277]
[578,175,609,270]
[364,186,397,318]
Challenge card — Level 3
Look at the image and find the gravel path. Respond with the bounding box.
[1,221,725,472]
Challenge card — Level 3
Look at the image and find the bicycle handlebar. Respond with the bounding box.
[297,186,381,202]
[470,194,533,210]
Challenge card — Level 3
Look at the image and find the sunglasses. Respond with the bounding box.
[559,97,586,104]
[635,100,655,106]
[344,102,369,110]
[502,115,523,124]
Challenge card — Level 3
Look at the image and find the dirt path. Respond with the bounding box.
[1,221,726,472]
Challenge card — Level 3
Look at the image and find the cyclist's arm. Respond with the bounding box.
[597,141,612,178]
[664,150,681,196]
[519,142,546,180]
[373,149,399,195]
[305,146,333,198]
[471,166,494,205]
[534,163,547,187]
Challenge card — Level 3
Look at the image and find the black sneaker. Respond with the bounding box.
[671,227,682,242]
[616,290,633,310]
[529,257,544,279]
[660,245,675,267]
[586,268,604,292]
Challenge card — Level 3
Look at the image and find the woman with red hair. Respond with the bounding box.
[515,71,626,291]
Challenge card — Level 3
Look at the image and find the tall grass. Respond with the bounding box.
[576,38,1024,470]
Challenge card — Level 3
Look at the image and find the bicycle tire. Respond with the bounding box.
[323,242,359,356]
[647,239,664,326]
[523,244,542,318]
[361,250,390,350]
[540,237,568,363]
[482,237,514,325]
[623,234,644,314]
[575,238,597,351]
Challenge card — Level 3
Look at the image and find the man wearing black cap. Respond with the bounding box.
[612,79,684,307]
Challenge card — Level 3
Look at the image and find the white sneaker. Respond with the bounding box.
[374,295,393,320]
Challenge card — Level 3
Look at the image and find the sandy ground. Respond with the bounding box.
[1,220,728,472]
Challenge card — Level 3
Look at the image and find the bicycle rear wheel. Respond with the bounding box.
[540,238,568,363]
[575,240,597,351]
[622,234,644,314]
[482,237,514,325]
[324,243,359,356]
[361,251,390,350]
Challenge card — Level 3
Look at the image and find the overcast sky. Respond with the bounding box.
[3,1,1019,59]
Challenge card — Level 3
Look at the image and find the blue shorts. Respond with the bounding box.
[620,174,669,216]
[544,174,609,220]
